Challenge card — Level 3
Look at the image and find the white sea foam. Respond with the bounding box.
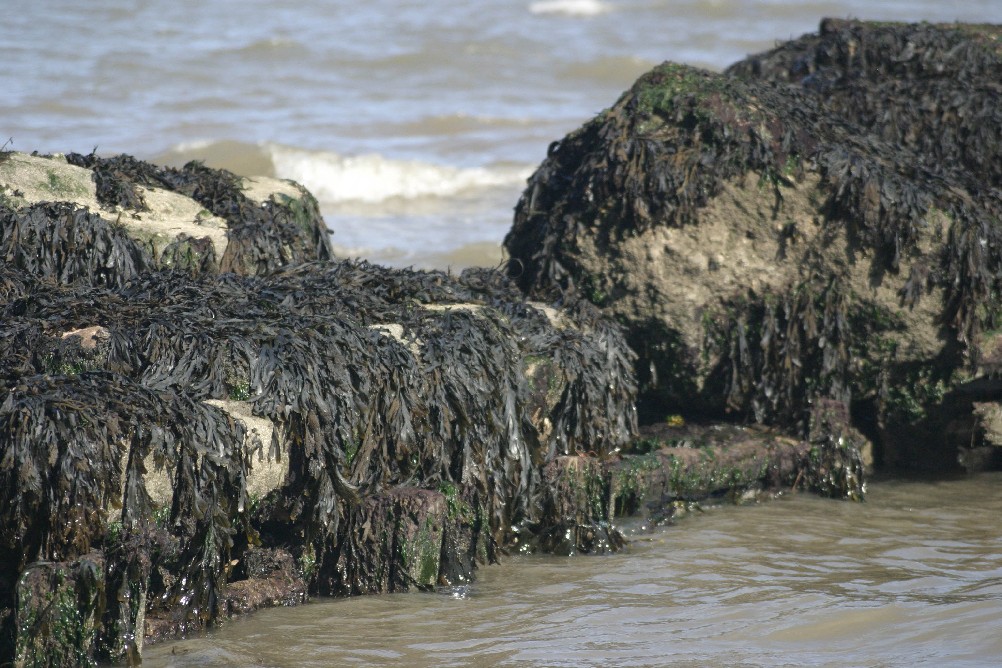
[528,0,610,17]
[266,144,530,205]
[170,139,218,153]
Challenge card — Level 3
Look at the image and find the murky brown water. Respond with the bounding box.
[142,473,1002,667]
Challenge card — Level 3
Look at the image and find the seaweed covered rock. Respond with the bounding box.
[503,19,1002,473]
[0,151,332,283]
[0,140,642,664]
[519,411,865,557]
[727,19,1002,191]
[0,256,637,662]
[0,372,249,663]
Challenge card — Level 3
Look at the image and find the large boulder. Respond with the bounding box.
[504,19,1002,473]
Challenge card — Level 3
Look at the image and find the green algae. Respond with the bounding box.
[227,379,253,402]
[611,452,661,516]
[439,482,474,523]
[42,168,90,200]
[401,515,442,589]
[15,560,103,668]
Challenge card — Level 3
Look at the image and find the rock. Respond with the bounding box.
[1,242,637,663]
[518,415,864,556]
[804,399,868,499]
[608,422,843,518]
[98,529,172,664]
[973,402,1002,447]
[321,487,448,596]
[0,372,248,661]
[204,399,285,504]
[437,482,489,585]
[503,19,1002,472]
[939,383,1002,473]
[530,455,624,555]
[220,548,307,616]
[13,554,104,668]
[0,151,332,283]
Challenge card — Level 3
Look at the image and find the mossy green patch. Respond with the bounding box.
[403,516,442,588]
[41,168,90,200]
[439,482,474,523]
[15,561,102,668]
[612,452,661,515]
[633,62,729,120]
[228,380,253,402]
[271,191,320,235]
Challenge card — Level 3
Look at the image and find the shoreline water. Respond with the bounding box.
[139,472,1002,668]
[6,2,1000,268]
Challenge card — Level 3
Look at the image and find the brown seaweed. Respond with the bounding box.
[62,152,334,277]
[728,19,1002,190]
[0,249,638,661]
[0,202,155,288]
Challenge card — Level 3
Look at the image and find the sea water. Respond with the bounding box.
[4,0,999,267]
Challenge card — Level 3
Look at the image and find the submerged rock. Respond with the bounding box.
[503,19,1002,473]
[522,409,864,557]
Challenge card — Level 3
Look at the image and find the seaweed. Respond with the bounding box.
[728,19,1002,189]
[706,271,863,425]
[64,152,334,276]
[65,152,155,211]
[0,202,155,288]
[607,417,864,525]
[0,372,248,659]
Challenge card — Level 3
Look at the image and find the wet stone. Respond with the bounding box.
[222,548,307,617]
[321,488,447,596]
[438,484,489,586]
[14,554,104,668]
[529,455,624,555]
[609,423,816,522]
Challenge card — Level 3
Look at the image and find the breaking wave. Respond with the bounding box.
[156,140,532,205]
[528,0,610,17]
[268,144,530,204]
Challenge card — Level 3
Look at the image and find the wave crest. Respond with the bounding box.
[156,140,531,206]
[529,0,610,17]
[269,145,528,204]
